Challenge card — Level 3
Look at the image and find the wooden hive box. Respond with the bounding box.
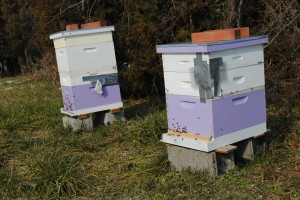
[50,25,123,116]
[156,35,269,152]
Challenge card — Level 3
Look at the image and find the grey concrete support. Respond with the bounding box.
[216,152,235,174]
[252,135,266,154]
[93,110,126,126]
[234,136,266,161]
[167,145,218,177]
[103,110,126,125]
[62,116,93,131]
[167,145,236,177]
[235,139,254,160]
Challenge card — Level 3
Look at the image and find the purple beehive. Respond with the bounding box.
[156,36,268,152]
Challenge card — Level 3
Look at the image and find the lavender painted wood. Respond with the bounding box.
[161,122,267,152]
[212,89,266,137]
[55,42,117,72]
[156,36,268,53]
[207,37,267,52]
[62,84,122,112]
[166,94,214,138]
[166,89,266,138]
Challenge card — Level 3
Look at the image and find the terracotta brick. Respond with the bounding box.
[66,24,79,31]
[191,27,250,43]
[81,21,107,29]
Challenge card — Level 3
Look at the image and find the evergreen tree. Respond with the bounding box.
[0,0,35,74]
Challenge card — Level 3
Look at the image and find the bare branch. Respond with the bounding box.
[25,0,85,57]
[265,11,300,49]
[88,0,97,21]
[237,0,243,27]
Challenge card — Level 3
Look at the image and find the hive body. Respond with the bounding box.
[50,26,123,116]
[156,36,268,152]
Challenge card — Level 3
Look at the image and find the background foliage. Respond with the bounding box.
[0,0,299,101]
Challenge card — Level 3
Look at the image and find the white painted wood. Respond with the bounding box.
[207,44,264,71]
[61,102,123,116]
[50,26,114,40]
[59,66,118,86]
[164,64,265,97]
[55,42,117,72]
[53,32,113,48]
[161,122,267,152]
[162,53,197,73]
[164,71,197,94]
[162,45,264,73]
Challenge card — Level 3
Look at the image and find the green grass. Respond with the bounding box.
[0,77,299,199]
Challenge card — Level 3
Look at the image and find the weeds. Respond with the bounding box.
[25,147,92,199]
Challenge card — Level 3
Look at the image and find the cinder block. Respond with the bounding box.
[62,116,93,131]
[66,24,79,31]
[167,145,236,177]
[167,145,218,177]
[216,152,235,174]
[234,136,266,161]
[103,110,126,125]
[94,110,126,126]
[81,21,107,29]
[191,27,250,43]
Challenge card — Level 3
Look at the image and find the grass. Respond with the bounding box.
[0,77,299,199]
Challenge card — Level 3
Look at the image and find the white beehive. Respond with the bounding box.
[50,25,123,116]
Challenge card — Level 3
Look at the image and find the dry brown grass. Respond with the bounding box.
[26,50,59,85]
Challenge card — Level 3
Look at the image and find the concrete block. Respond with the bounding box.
[216,152,235,174]
[103,110,126,125]
[94,110,126,126]
[252,135,266,154]
[167,145,218,177]
[167,145,236,177]
[62,116,93,131]
[234,136,266,162]
[235,139,254,161]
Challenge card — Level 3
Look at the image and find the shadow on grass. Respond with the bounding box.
[124,96,166,121]
[266,105,297,147]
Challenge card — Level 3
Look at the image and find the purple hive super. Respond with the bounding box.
[50,26,123,116]
[156,36,269,152]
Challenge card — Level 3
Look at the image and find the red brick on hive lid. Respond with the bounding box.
[66,24,79,31]
[191,27,250,43]
[81,21,107,29]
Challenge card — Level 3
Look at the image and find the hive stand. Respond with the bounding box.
[94,108,126,126]
[62,114,93,131]
[234,133,266,161]
[63,108,126,131]
[167,133,266,177]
